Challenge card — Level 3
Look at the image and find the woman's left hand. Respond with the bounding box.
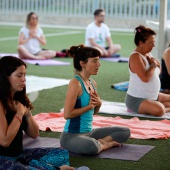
[155,59,161,68]
[147,56,160,68]
[90,91,102,107]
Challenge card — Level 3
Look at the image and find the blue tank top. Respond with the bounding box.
[64,75,95,133]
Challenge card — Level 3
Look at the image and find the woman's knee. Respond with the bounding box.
[17,45,26,54]
[153,104,165,117]
[119,127,131,142]
[83,139,101,155]
[70,138,101,155]
[111,127,131,143]
[17,45,22,51]
[60,136,100,155]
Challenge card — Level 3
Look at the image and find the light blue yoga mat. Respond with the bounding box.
[111,81,129,91]
[100,101,170,119]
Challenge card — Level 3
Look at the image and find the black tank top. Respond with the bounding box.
[0,109,28,157]
[160,59,170,89]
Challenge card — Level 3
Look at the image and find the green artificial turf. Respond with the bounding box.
[0,25,170,170]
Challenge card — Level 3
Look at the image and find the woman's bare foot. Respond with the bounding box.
[60,165,74,170]
[98,139,121,151]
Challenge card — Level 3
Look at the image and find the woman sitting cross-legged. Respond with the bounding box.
[17,12,66,60]
[60,45,130,155]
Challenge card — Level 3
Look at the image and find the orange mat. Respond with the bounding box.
[34,112,170,139]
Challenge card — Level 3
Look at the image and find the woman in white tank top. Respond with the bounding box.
[125,25,170,117]
[17,12,64,60]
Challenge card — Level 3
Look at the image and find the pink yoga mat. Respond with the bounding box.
[0,53,70,66]
[22,59,70,66]
[33,112,170,139]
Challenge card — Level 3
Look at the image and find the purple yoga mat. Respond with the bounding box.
[101,57,129,62]
[23,59,70,66]
[0,53,70,66]
[70,144,154,161]
[23,135,154,161]
[23,135,60,148]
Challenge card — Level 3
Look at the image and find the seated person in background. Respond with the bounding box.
[60,45,130,155]
[85,8,121,58]
[18,12,66,60]
[0,56,75,170]
[125,25,170,117]
[159,45,170,93]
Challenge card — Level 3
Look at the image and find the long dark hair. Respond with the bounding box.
[67,44,101,71]
[0,56,33,110]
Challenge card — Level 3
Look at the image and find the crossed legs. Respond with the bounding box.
[60,127,130,155]
[18,45,56,60]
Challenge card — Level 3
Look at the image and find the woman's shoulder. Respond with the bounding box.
[163,47,170,60]
[129,52,142,60]
[69,77,81,86]
[19,26,28,33]
[129,52,146,66]
[68,78,82,94]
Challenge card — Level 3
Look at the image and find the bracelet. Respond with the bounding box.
[14,115,22,123]
[25,110,32,119]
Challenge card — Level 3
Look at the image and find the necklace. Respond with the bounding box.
[78,73,91,91]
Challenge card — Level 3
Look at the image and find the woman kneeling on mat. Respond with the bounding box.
[0,56,74,170]
[125,25,170,117]
[60,45,130,155]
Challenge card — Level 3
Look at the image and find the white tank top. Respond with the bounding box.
[127,52,160,100]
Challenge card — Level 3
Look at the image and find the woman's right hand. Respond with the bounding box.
[13,101,27,116]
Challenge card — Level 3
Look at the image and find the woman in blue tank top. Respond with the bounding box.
[60,45,130,155]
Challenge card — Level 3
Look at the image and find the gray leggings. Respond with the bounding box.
[60,126,130,155]
[125,94,146,113]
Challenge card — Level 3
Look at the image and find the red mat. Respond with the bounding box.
[34,112,170,139]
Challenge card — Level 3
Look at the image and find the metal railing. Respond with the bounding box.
[0,0,163,20]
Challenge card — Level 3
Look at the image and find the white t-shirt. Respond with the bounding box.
[127,52,160,100]
[85,22,111,48]
[19,26,43,54]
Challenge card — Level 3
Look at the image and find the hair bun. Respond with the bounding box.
[67,44,85,57]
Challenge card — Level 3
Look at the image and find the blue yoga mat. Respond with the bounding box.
[111,81,129,91]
